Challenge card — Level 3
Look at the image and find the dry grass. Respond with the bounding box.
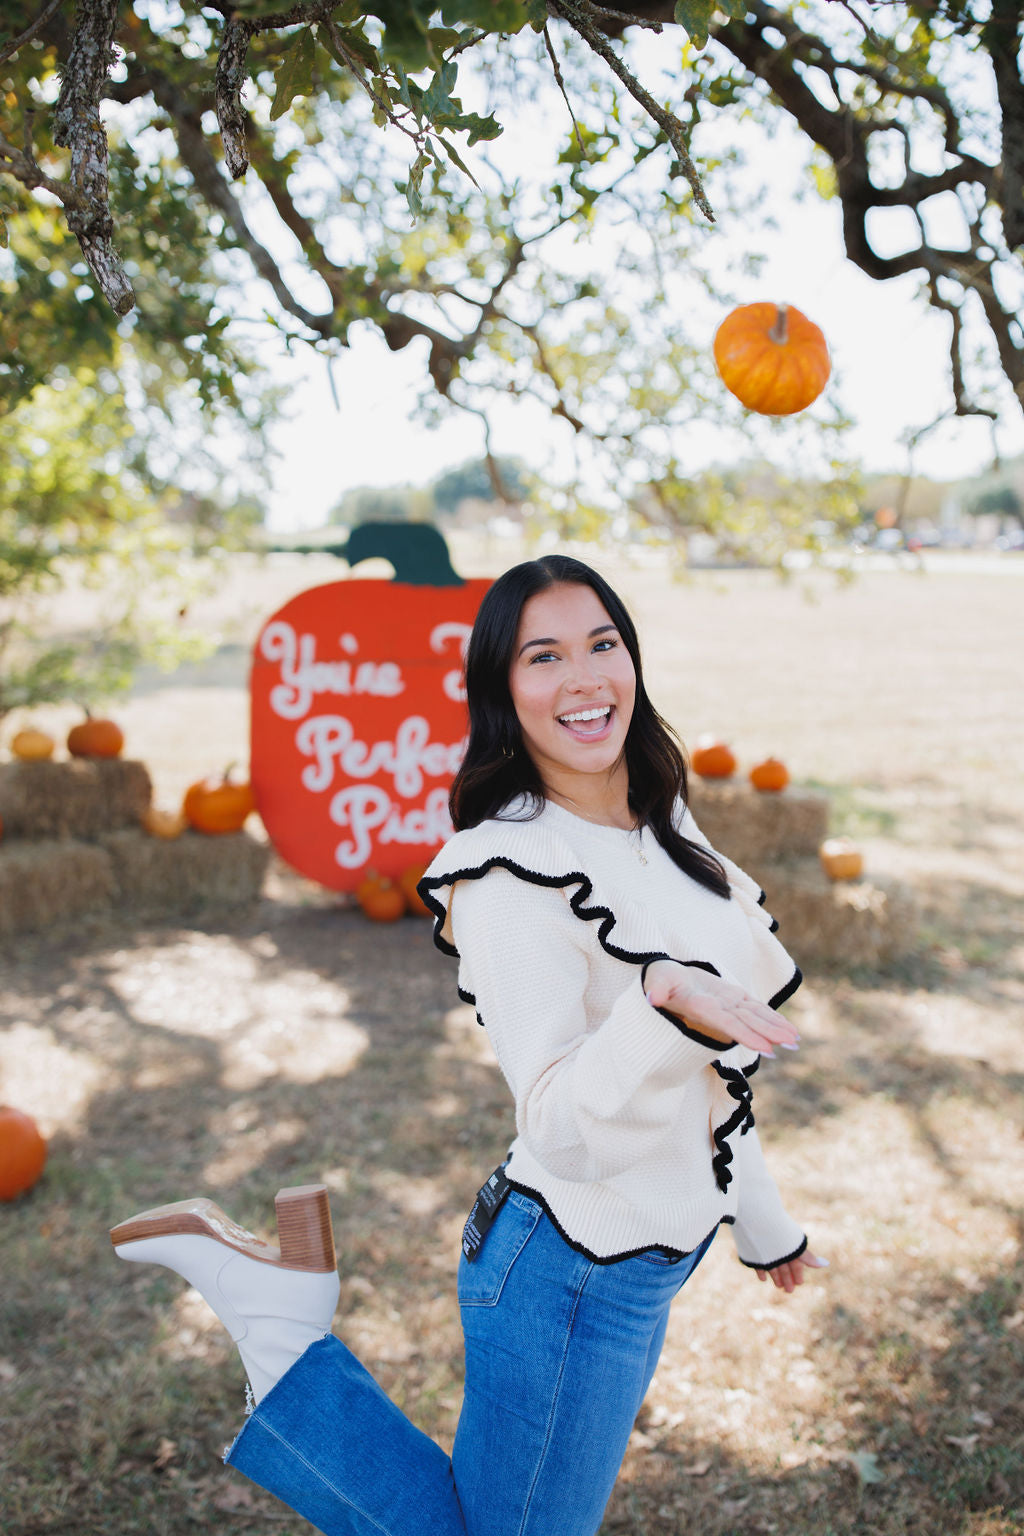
[1,546,1022,1536]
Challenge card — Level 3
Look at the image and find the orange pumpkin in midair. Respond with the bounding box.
[714,303,831,416]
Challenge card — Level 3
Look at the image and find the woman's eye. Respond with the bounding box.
[529,651,557,664]
[593,639,616,652]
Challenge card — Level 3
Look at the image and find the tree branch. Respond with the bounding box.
[52,0,134,315]
[149,69,332,335]
[714,0,1022,411]
[519,322,588,433]
[0,125,68,200]
[214,13,255,180]
[0,0,64,68]
[543,24,588,162]
[549,0,714,222]
[983,0,1024,252]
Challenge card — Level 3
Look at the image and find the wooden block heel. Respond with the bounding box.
[275,1185,336,1273]
[111,1186,336,1273]
[110,1185,341,1403]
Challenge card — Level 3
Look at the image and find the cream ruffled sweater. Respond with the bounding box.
[420,796,806,1268]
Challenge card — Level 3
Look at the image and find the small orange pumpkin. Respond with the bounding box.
[142,805,188,840]
[819,837,864,882]
[714,302,831,416]
[67,712,124,759]
[0,1105,48,1201]
[10,727,56,761]
[356,872,406,922]
[690,736,737,779]
[749,757,790,793]
[182,769,255,835]
[399,864,432,917]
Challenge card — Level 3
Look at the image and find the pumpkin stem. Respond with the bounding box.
[768,303,789,346]
[343,521,465,587]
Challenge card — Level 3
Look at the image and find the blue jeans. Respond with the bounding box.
[227,1190,715,1536]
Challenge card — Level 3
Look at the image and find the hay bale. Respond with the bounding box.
[0,759,152,841]
[688,780,829,872]
[0,839,115,938]
[99,828,270,915]
[762,859,917,970]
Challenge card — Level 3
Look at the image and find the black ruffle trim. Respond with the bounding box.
[709,1058,760,1193]
[770,966,803,1009]
[757,888,781,934]
[738,1233,809,1271]
[421,856,670,968]
[506,1179,724,1267]
[421,856,686,972]
[420,857,802,1016]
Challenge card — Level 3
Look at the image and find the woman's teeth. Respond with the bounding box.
[559,706,611,727]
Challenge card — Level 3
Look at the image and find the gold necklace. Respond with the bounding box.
[549,794,649,865]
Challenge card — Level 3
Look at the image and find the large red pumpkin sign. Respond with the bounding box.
[250,524,491,891]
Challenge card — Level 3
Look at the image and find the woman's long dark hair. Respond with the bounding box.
[450,555,730,898]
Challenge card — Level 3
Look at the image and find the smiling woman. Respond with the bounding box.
[508,583,637,822]
[109,554,825,1536]
[448,555,736,900]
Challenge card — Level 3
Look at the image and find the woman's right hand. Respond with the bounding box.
[644,959,800,1057]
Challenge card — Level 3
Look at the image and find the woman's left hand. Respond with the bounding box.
[643,959,799,1056]
[754,1250,830,1294]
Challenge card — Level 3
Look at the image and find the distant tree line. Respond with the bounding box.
[326,457,533,527]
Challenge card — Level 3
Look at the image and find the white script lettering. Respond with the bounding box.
[429,622,472,703]
[260,621,405,720]
[329,786,454,869]
[295,714,466,798]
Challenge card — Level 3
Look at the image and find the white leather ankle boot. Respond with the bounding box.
[111,1184,340,1403]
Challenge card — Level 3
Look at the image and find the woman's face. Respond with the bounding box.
[508,582,636,794]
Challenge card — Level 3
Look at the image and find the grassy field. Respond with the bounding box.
[2,548,1023,1536]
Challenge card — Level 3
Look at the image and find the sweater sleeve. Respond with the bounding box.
[727,1124,807,1269]
[450,866,724,1184]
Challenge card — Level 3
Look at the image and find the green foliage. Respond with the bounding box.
[1,0,1014,650]
[323,457,530,527]
[628,453,863,572]
[431,456,531,515]
[327,483,434,525]
[0,366,266,716]
[673,0,715,52]
[270,28,316,121]
[0,11,284,712]
[964,462,1024,525]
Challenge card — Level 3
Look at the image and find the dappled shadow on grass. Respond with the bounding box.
[0,904,505,1533]
[600,1242,1024,1536]
[2,861,1022,1535]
